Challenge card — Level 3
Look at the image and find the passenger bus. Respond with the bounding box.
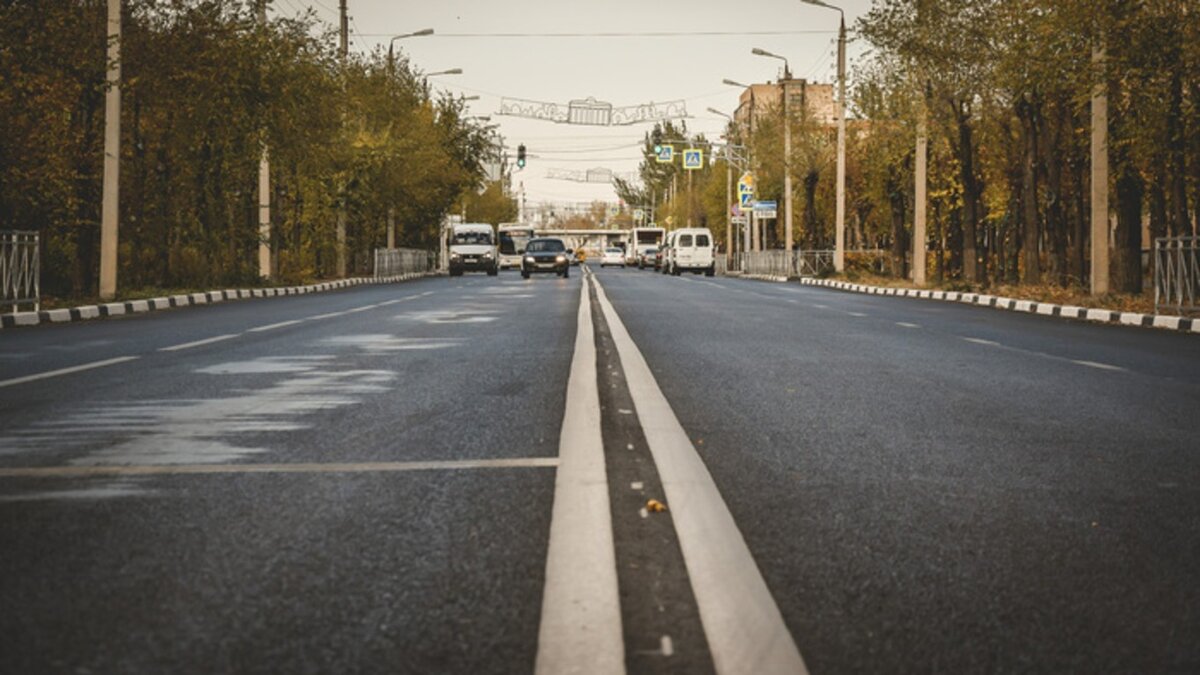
[626,227,666,264]
[498,223,536,270]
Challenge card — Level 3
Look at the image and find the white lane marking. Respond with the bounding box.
[307,311,348,320]
[812,304,829,309]
[592,278,807,675]
[536,275,624,675]
[661,635,675,657]
[846,311,867,317]
[0,457,558,478]
[963,337,1001,347]
[1072,360,1126,372]
[0,356,140,389]
[344,304,379,314]
[631,481,644,490]
[158,334,240,352]
[896,322,919,328]
[247,319,303,332]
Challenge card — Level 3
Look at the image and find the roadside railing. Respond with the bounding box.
[1155,236,1200,315]
[728,250,837,278]
[1,230,39,313]
[373,247,435,279]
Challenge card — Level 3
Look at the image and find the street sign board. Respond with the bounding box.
[683,149,703,170]
[656,145,674,163]
[739,192,755,208]
[731,215,749,226]
[737,172,755,195]
[634,209,645,222]
[753,200,777,219]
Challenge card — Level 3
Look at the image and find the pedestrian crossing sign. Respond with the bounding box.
[656,145,674,163]
[683,149,703,170]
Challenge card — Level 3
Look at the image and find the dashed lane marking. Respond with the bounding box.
[963,337,1002,347]
[0,356,141,389]
[592,277,808,675]
[1072,359,1126,372]
[158,334,240,352]
[247,319,303,332]
[0,457,559,478]
[896,322,919,328]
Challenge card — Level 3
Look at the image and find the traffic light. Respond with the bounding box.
[516,144,526,169]
[651,127,663,154]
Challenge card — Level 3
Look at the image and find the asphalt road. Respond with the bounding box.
[2,266,1199,673]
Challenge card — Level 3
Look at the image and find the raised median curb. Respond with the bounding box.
[797,278,1198,334]
[1,273,432,330]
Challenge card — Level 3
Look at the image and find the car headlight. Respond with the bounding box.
[556,255,566,262]
[483,251,493,258]
[450,252,461,259]
[524,256,534,264]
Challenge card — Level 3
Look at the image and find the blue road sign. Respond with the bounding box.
[683,149,703,170]
[739,192,755,208]
[656,145,674,163]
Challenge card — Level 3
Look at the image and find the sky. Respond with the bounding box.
[273,0,875,212]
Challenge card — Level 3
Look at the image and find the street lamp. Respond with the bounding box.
[753,47,793,257]
[708,108,738,259]
[800,0,847,272]
[427,68,463,77]
[387,28,433,73]
[722,78,756,252]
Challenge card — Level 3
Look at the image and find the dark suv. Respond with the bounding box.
[521,238,570,279]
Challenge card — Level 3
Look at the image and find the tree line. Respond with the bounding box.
[0,0,512,299]
[621,1,1197,295]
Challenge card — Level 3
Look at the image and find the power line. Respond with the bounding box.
[355,30,835,38]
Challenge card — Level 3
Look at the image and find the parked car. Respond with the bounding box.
[521,238,570,279]
[666,227,716,276]
[637,246,658,269]
[600,248,626,268]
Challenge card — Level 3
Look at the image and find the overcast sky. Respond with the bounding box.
[274,0,875,211]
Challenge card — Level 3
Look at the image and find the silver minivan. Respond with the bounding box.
[665,227,715,277]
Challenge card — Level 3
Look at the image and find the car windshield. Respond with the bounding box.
[526,239,565,253]
[453,230,493,245]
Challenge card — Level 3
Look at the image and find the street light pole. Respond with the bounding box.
[385,29,433,252]
[752,48,792,256]
[257,0,271,279]
[99,0,121,300]
[723,79,755,254]
[708,107,736,260]
[800,0,847,271]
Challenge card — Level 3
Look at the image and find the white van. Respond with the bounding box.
[665,227,715,277]
[448,223,498,276]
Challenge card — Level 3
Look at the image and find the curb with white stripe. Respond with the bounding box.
[795,278,1198,334]
[1,273,433,330]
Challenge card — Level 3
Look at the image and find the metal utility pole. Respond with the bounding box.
[834,14,847,272]
[99,0,121,300]
[726,154,733,256]
[336,0,348,278]
[751,49,792,253]
[1090,43,1110,295]
[914,109,928,286]
[257,0,271,279]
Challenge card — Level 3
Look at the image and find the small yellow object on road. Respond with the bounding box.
[646,499,667,513]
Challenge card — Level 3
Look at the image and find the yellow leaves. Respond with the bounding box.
[646,499,668,513]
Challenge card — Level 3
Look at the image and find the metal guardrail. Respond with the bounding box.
[373,247,435,278]
[725,250,837,278]
[1155,236,1200,315]
[2,230,39,313]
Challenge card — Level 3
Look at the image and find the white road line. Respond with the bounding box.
[0,356,140,389]
[592,278,807,675]
[247,319,303,332]
[158,334,239,352]
[1072,359,1126,372]
[896,322,919,328]
[963,337,1002,347]
[307,311,348,320]
[344,304,379,313]
[536,275,624,675]
[847,311,867,317]
[0,457,558,478]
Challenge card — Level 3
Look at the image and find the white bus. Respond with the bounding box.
[627,227,666,264]
[498,223,536,270]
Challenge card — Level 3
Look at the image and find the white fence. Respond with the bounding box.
[373,247,435,278]
[1155,236,1200,315]
[2,230,39,313]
